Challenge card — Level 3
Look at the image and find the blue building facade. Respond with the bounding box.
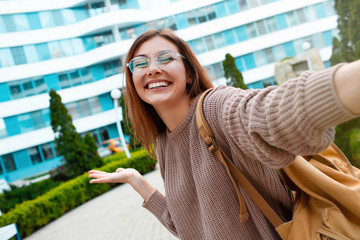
[0,0,337,182]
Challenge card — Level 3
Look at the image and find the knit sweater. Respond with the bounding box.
[142,64,357,239]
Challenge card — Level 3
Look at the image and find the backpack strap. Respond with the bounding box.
[196,89,284,228]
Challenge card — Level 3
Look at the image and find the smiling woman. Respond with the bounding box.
[88,29,360,240]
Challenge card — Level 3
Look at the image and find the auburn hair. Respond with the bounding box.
[122,29,214,157]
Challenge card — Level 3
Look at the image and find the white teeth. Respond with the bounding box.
[148,81,169,89]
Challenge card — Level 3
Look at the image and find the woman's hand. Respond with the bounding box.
[88,168,156,200]
[88,168,139,184]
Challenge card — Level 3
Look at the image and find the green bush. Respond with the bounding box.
[0,149,156,238]
[0,179,64,214]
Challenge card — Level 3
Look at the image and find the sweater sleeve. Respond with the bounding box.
[206,64,358,168]
[142,190,178,237]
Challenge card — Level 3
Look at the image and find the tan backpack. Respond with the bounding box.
[196,89,360,240]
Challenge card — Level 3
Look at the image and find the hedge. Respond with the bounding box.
[0,149,156,238]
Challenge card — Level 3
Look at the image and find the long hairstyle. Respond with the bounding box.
[123,29,214,156]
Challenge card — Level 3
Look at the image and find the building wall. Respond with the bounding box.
[0,0,337,182]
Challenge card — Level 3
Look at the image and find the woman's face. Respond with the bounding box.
[131,36,189,110]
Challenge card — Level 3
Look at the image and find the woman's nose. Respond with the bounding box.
[147,58,162,75]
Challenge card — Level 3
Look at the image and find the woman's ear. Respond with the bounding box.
[187,74,192,84]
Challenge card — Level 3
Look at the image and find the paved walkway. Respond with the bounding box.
[25,166,178,240]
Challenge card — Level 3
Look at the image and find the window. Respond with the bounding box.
[66,102,80,120]
[11,47,27,65]
[197,8,207,23]
[48,42,63,58]
[164,16,177,31]
[264,48,275,63]
[34,78,47,94]
[285,11,297,27]
[206,6,216,20]
[59,74,71,89]
[186,11,197,26]
[89,97,102,114]
[18,113,34,133]
[53,10,64,26]
[204,36,215,51]
[238,0,249,10]
[78,99,91,117]
[253,51,267,67]
[3,15,16,32]
[39,11,55,28]
[22,79,36,97]
[296,9,307,24]
[245,23,258,38]
[41,143,54,160]
[248,0,259,8]
[103,62,115,77]
[31,111,46,129]
[264,17,277,33]
[13,14,30,31]
[273,45,287,61]
[8,81,23,99]
[2,154,16,172]
[256,20,267,35]
[29,147,42,164]
[81,68,93,83]
[0,118,7,139]
[70,71,81,86]
[192,39,206,54]
[99,127,109,142]
[304,6,318,22]
[213,33,226,48]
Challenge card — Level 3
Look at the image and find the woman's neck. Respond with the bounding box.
[155,96,192,132]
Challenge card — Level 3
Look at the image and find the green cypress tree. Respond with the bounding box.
[330,0,360,167]
[222,53,247,89]
[49,89,102,178]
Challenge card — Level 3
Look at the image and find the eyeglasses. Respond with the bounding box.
[127,50,184,75]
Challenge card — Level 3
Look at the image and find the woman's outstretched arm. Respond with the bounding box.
[334,60,360,114]
[88,168,156,200]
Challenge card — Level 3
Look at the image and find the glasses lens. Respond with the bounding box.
[156,51,178,69]
[129,57,149,74]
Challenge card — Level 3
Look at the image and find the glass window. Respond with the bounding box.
[192,38,206,54]
[60,40,74,56]
[66,102,80,119]
[2,154,17,172]
[213,32,226,48]
[89,97,102,114]
[23,45,40,63]
[18,113,34,133]
[3,15,16,32]
[0,16,6,33]
[11,46,27,65]
[304,6,317,22]
[273,45,287,61]
[253,51,267,67]
[164,16,177,31]
[41,143,54,160]
[238,0,249,10]
[34,78,47,94]
[13,14,31,31]
[313,33,325,49]
[8,81,23,99]
[256,20,267,35]
[212,63,224,79]
[71,38,85,54]
[31,111,45,129]
[22,79,36,97]
[204,36,215,51]
[197,8,207,23]
[323,1,335,16]
[245,23,258,38]
[206,6,216,20]
[42,109,51,127]
[103,62,115,77]
[39,11,55,28]
[61,9,77,25]
[296,8,307,24]
[264,48,275,63]
[70,71,81,86]
[186,11,197,26]
[285,11,298,27]
[59,74,71,89]
[48,41,63,58]
[264,17,277,33]
[263,77,275,88]
[0,48,15,67]
[248,0,259,8]
[81,68,93,83]
[78,99,91,117]
[0,118,7,138]
[99,127,109,142]
[52,10,64,26]
[29,147,42,164]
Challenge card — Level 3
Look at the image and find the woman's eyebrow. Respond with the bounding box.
[134,50,172,58]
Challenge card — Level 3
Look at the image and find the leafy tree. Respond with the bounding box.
[49,89,102,179]
[222,53,247,89]
[330,0,360,166]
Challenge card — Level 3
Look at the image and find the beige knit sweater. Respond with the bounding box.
[142,64,356,239]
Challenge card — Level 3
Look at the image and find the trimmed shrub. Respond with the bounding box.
[0,149,156,238]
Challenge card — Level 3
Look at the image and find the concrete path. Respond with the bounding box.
[25,166,178,240]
